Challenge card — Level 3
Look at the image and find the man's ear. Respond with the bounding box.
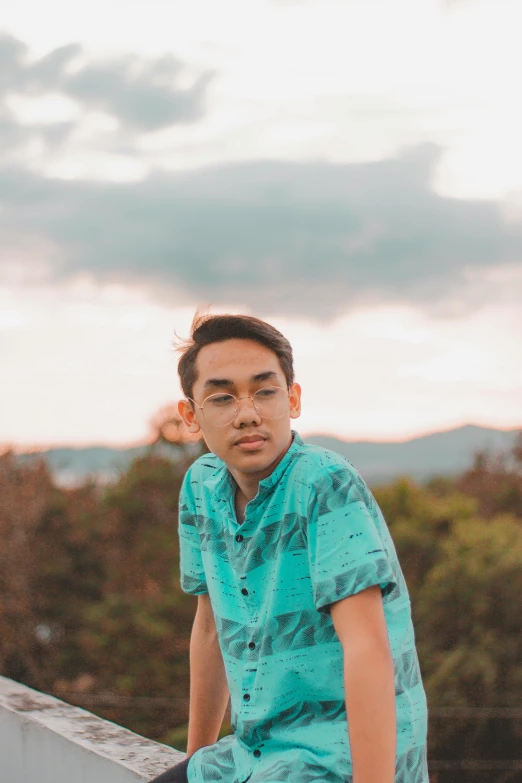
[289,382,301,419]
[178,398,201,434]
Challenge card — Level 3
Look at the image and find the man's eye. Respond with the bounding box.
[256,388,276,398]
[209,395,235,406]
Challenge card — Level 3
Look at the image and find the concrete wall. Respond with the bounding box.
[0,675,186,783]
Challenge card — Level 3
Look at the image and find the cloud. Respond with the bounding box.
[0,106,75,157]
[1,142,521,320]
[0,33,215,140]
[64,54,213,131]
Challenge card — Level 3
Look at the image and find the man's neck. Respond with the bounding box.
[235,477,261,505]
[232,463,272,507]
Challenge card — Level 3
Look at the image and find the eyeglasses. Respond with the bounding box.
[188,386,290,428]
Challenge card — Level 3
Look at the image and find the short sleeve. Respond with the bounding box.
[307,464,397,615]
[178,470,208,596]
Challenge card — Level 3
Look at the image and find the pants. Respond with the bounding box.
[148,754,192,783]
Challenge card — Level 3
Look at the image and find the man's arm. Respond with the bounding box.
[330,585,396,783]
[186,594,230,756]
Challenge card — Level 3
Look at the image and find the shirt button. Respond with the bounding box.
[235,534,244,543]
[241,588,249,596]
[243,693,250,701]
[248,641,255,650]
[253,750,261,758]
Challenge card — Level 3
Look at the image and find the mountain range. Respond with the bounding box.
[11,423,521,488]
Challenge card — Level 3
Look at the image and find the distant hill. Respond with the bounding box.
[306,424,521,485]
[13,441,202,488]
[10,424,521,488]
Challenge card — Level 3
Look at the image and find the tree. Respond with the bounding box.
[0,449,55,686]
[414,513,522,779]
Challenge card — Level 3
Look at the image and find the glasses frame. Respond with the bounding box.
[187,385,291,428]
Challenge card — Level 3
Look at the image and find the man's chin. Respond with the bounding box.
[232,451,274,474]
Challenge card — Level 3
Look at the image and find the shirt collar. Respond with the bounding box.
[258,429,304,490]
[214,430,304,499]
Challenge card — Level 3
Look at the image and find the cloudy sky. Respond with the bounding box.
[1,0,521,451]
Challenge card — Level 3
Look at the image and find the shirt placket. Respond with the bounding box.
[229,493,266,770]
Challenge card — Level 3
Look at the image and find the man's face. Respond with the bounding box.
[178,338,301,480]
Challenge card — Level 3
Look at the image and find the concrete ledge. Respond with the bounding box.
[0,675,186,782]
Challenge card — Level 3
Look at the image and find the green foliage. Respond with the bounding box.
[418,513,522,695]
[373,479,478,603]
[414,514,522,776]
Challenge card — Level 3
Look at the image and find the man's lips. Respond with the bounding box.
[234,435,267,450]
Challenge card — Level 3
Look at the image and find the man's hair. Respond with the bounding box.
[174,310,295,400]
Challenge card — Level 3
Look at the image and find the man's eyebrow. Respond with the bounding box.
[202,370,279,390]
[251,370,279,383]
[202,377,234,390]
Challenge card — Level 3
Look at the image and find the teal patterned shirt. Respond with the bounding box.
[179,431,429,783]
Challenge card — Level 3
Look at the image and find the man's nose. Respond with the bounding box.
[234,395,261,423]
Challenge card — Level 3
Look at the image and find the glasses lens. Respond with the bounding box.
[200,387,289,427]
[253,387,288,420]
[202,393,238,427]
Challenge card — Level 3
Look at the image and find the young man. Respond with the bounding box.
[150,313,429,783]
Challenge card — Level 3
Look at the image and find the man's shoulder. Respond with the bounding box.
[294,441,363,481]
[189,450,224,471]
[184,451,225,481]
[292,441,376,506]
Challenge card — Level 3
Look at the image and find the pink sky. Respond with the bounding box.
[2,275,521,452]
